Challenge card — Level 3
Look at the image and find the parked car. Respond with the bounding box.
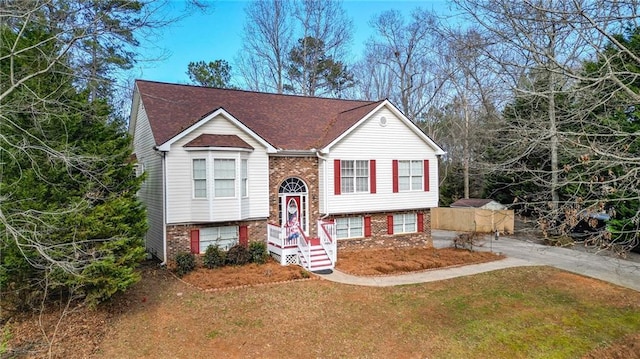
[568,211,610,239]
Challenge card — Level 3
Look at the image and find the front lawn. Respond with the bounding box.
[101,266,640,358]
[5,249,640,358]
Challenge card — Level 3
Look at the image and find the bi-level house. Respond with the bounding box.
[129,80,445,271]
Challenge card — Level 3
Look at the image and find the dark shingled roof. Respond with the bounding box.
[135,80,383,150]
[184,134,253,150]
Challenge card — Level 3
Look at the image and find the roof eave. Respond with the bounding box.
[128,84,141,138]
[271,149,317,157]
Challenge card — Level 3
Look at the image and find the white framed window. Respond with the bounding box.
[192,158,207,198]
[335,217,364,239]
[393,213,416,233]
[341,160,369,193]
[214,159,236,198]
[399,160,423,191]
[241,159,248,197]
[199,226,238,253]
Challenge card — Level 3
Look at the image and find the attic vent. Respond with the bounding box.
[379,116,387,126]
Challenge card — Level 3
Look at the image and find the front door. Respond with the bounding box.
[278,177,308,235]
[285,196,301,229]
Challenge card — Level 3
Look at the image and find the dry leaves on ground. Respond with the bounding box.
[179,246,504,289]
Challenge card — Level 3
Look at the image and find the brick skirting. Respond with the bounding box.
[333,210,433,251]
[166,219,267,262]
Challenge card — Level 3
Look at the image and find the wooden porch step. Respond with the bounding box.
[299,248,332,271]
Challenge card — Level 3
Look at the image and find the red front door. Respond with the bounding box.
[285,196,301,228]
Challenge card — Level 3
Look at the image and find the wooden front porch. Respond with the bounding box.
[267,220,337,272]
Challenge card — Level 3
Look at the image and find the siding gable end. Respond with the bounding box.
[156,107,277,153]
[320,100,445,155]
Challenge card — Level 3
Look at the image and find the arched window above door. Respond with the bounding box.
[279,177,307,194]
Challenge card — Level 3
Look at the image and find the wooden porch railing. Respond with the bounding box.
[318,220,337,265]
[266,221,336,270]
[296,225,311,270]
[267,223,299,248]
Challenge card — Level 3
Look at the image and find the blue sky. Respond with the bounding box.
[132,0,452,85]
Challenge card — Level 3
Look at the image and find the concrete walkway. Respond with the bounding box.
[316,230,640,292]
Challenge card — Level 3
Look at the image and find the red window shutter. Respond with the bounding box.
[334,159,341,195]
[364,216,372,237]
[239,225,249,247]
[387,215,394,234]
[370,160,376,194]
[392,160,399,193]
[190,229,200,254]
[424,159,430,192]
[417,212,424,232]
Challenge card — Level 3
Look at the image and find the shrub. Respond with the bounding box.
[225,244,251,266]
[248,241,268,264]
[174,252,196,276]
[452,232,482,251]
[203,245,225,269]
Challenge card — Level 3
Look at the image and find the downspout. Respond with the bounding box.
[314,149,330,220]
[161,150,168,266]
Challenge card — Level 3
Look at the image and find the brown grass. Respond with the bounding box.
[3,247,639,359]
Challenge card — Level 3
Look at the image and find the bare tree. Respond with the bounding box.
[288,0,353,96]
[237,0,293,93]
[359,8,445,121]
[430,27,503,200]
[237,0,353,96]
[454,0,640,250]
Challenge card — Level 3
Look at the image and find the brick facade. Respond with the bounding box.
[164,155,434,263]
[166,219,267,263]
[269,156,320,235]
[332,210,433,251]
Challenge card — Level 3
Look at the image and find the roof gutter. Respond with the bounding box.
[271,149,317,157]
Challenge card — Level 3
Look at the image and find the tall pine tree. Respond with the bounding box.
[1,20,146,309]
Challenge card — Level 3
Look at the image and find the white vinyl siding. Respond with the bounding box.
[164,113,270,224]
[192,159,207,198]
[130,99,164,259]
[335,217,363,239]
[199,226,238,253]
[341,160,369,193]
[214,159,236,198]
[393,213,416,233]
[399,160,423,191]
[323,107,440,215]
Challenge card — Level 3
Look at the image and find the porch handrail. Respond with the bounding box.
[318,220,337,265]
[267,222,299,248]
[295,224,311,270]
[267,223,282,247]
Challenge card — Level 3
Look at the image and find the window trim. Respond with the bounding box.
[340,160,370,194]
[335,216,364,239]
[398,160,423,192]
[192,158,207,199]
[213,158,236,198]
[199,226,239,253]
[392,213,417,234]
[241,159,248,198]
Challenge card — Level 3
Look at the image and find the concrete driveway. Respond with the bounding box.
[432,229,640,292]
[317,230,640,292]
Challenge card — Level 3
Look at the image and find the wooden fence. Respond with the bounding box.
[431,207,515,234]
